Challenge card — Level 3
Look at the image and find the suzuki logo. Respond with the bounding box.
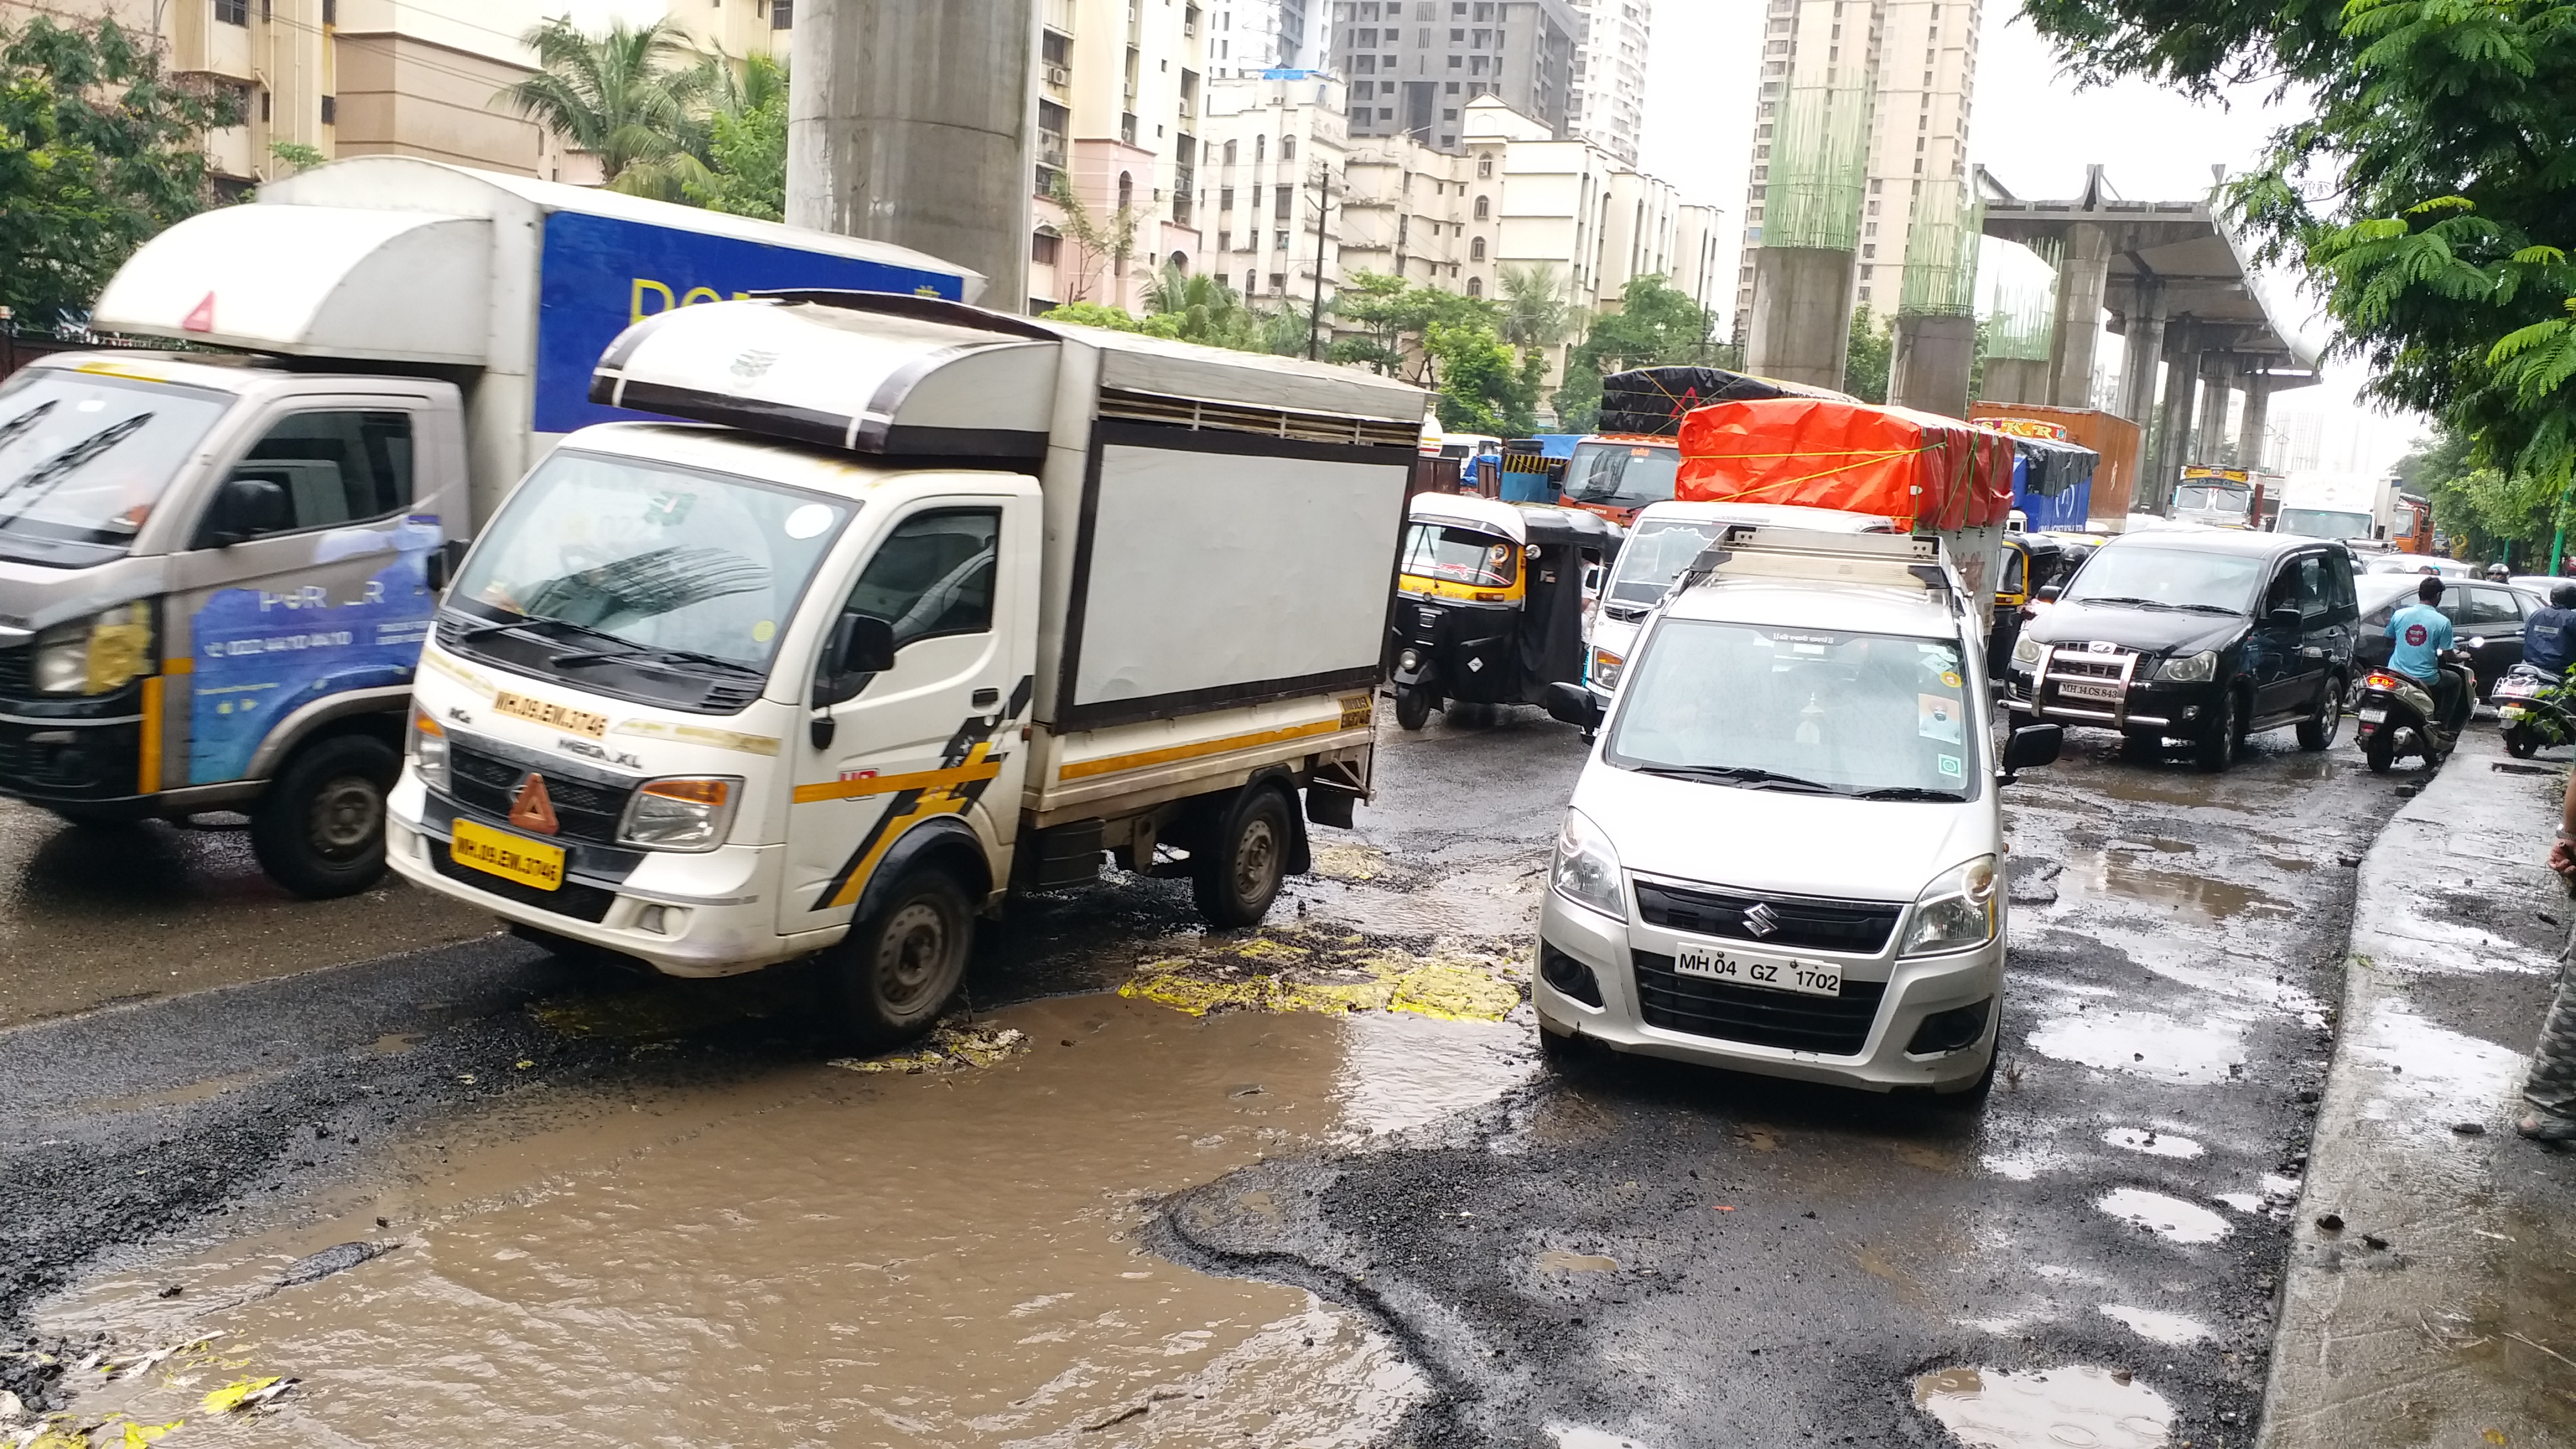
[510,773,561,835]
[1742,902,1782,939]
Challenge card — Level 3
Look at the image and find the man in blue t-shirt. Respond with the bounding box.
[2524,583,2576,677]
[2388,575,2464,728]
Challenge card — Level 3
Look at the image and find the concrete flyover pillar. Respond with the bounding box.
[788,0,1037,310]
[2237,371,2273,471]
[2197,355,2238,469]
[1978,357,2046,405]
[1745,247,1857,392]
[1890,313,1977,418]
[2116,285,2166,425]
[2149,330,2199,515]
[2045,222,2113,409]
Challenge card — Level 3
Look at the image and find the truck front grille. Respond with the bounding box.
[446,741,634,846]
[1633,879,1901,955]
[1631,950,1887,1055]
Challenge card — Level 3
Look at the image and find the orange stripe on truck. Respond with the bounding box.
[791,759,1001,805]
[1058,718,1349,781]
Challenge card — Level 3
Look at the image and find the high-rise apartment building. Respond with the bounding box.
[1732,0,1983,326]
[1325,0,1578,154]
[1564,0,1647,165]
[1207,0,1324,75]
[1028,0,1210,313]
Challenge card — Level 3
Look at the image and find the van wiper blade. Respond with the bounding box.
[1852,785,1963,801]
[550,641,763,678]
[1632,764,1834,792]
[2075,594,2179,610]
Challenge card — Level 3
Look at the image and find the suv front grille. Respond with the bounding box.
[1631,950,1887,1055]
[1633,879,1901,955]
[0,647,29,698]
[446,740,633,846]
[2047,651,2131,680]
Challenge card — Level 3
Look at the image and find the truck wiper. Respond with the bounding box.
[449,610,539,640]
[550,640,763,679]
[1632,764,1834,792]
[1852,785,1962,801]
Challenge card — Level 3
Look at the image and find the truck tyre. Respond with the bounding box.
[2193,689,2243,773]
[1194,784,1291,929]
[1394,685,1434,731]
[829,868,973,1050]
[2296,675,2344,751]
[250,733,397,899]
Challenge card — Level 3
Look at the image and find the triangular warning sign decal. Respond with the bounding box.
[509,773,560,835]
[181,292,216,333]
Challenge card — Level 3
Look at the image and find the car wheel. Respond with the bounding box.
[2193,689,2243,773]
[2296,675,2345,751]
[249,733,397,899]
[1192,784,1292,929]
[828,868,973,1050]
[1394,685,1434,731]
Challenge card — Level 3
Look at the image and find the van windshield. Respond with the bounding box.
[1605,519,1720,612]
[2061,544,2262,614]
[449,451,853,675]
[1400,522,1518,588]
[1606,620,1980,801]
[1563,441,1679,506]
[2277,507,2373,540]
[0,368,233,567]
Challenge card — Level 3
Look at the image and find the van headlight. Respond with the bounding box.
[2010,632,2043,670]
[1901,855,2000,955]
[2157,649,2219,683]
[1550,807,1627,920]
[1591,647,1624,692]
[618,776,744,851]
[407,707,451,794]
[32,602,155,695]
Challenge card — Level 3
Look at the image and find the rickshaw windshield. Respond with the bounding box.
[1401,522,1519,588]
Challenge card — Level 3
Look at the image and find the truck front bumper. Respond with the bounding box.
[0,711,162,817]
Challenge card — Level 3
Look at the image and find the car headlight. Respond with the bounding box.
[1399,647,1423,673]
[1591,647,1625,692]
[1550,807,1627,920]
[408,707,451,794]
[2157,649,2219,683]
[31,602,155,695]
[2010,632,2043,669]
[1901,855,2000,955]
[618,776,744,851]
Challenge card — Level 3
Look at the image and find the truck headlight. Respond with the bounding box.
[618,776,743,851]
[407,707,451,794]
[2157,649,2219,683]
[1591,647,1624,692]
[32,602,155,695]
[1901,855,2000,955]
[1550,807,1627,920]
[2010,632,2043,670]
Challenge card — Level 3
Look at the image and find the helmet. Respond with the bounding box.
[2553,583,2576,609]
[2488,562,2511,580]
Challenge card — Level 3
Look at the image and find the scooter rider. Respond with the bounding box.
[2388,575,2473,735]
[2526,583,2576,678]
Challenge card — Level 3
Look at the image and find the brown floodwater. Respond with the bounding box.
[44,996,1534,1447]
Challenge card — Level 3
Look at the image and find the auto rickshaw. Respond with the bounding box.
[1389,494,1625,731]
[1988,532,2061,676]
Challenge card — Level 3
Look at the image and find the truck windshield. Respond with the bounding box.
[1605,620,1979,801]
[1400,522,1518,588]
[1563,441,1679,506]
[2061,545,2263,614]
[451,450,853,675]
[2174,484,2251,517]
[0,368,233,567]
[2277,507,2373,540]
[1606,519,1720,613]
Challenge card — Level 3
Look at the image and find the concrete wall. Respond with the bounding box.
[334,32,550,174]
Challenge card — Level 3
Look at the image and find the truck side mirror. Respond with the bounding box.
[1543,680,1601,732]
[201,476,290,547]
[2002,723,2063,778]
[813,613,897,708]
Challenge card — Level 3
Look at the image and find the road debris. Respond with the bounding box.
[1118,930,1522,1022]
[829,1023,1031,1073]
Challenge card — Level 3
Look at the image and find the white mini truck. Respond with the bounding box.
[388,292,1423,1044]
[1537,527,2063,1096]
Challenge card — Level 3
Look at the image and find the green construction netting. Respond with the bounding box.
[1897,178,1982,318]
[1982,236,2059,362]
[1760,79,1872,252]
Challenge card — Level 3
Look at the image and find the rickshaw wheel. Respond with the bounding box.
[1395,685,1435,731]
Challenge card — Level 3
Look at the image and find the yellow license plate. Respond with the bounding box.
[449,817,565,892]
[491,689,608,739]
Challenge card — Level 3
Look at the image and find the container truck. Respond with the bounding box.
[2273,471,2397,545]
[0,157,976,896]
[388,291,1423,1045]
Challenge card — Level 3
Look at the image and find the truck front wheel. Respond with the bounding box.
[1194,785,1291,929]
[830,868,973,1050]
[250,733,397,899]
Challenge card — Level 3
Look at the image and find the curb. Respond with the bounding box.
[2258,730,2576,1448]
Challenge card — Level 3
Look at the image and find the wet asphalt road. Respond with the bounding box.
[0,702,2417,1445]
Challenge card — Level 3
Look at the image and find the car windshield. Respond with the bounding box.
[1400,522,1518,588]
[450,450,853,673]
[2061,545,2263,614]
[1605,619,1980,801]
[0,367,234,567]
[2174,483,2251,515]
[1606,519,1720,609]
[1563,441,1679,505]
[2277,507,2373,540]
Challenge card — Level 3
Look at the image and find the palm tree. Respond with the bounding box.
[498,17,711,200]
[1497,263,1573,351]
[1140,263,1260,349]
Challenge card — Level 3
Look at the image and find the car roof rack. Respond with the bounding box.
[1678,524,1959,606]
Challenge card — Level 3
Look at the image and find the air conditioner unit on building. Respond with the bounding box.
[1046,64,1071,86]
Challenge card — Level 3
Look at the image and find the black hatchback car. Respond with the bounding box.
[2354,572,2541,700]
[2004,529,2360,770]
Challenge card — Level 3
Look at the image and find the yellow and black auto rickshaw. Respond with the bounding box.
[1388,494,1625,731]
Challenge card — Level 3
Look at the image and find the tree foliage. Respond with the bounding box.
[1843,304,1895,404]
[1549,275,1715,432]
[500,17,713,200]
[686,53,786,220]
[0,17,243,325]
[1046,169,1138,305]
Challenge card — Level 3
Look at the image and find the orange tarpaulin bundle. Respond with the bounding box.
[1675,397,2018,532]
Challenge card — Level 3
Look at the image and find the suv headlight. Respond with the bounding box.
[407,707,451,794]
[618,776,744,851]
[2157,649,2219,683]
[2010,632,2043,669]
[1901,855,2000,955]
[32,602,155,695]
[1591,647,1625,692]
[1550,807,1627,920]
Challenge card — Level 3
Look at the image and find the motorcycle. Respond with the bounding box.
[2355,646,2477,773]
[2497,661,2569,759]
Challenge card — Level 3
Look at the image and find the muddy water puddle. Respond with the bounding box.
[1912,1365,2174,1448]
[38,995,1537,1447]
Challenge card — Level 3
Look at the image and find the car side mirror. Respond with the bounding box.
[2036,583,2064,602]
[813,613,897,709]
[201,476,290,547]
[1543,680,1602,732]
[2002,723,2063,779]
[2267,605,2304,631]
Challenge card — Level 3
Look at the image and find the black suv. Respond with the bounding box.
[2005,529,2359,770]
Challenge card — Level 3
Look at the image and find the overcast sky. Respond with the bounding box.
[1637,2,2426,470]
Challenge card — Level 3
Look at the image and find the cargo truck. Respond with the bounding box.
[0,157,976,895]
[388,291,1422,1045]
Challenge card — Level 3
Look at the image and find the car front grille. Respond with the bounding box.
[446,740,633,846]
[0,647,29,698]
[1631,950,1888,1055]
[1632,879,1902,955]
[429,840,616,922]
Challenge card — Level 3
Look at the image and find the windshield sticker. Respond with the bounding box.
[784,503,836,539]
[753,619,776,643]
[1941,670,1963,689]
[1937,753,1963,778]
[643,491,696,528]
[1919,694,1964,744]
